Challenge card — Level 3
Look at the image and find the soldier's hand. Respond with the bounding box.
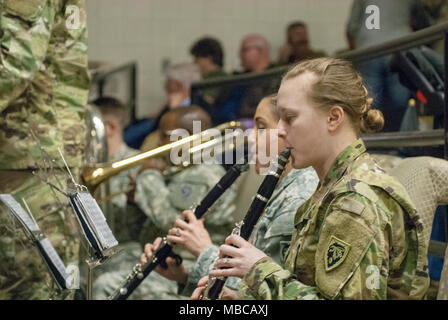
[167,210,212,258]
[140,237,188,284]
[190,275,239,300]
[190,276,209,300]
[210,234,267,279]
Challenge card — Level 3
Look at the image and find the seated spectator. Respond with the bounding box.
[190,37,228,105]
[235,34,276,74]
[140,63,202,151]
[233,34,278,119]
[278,21,326,65]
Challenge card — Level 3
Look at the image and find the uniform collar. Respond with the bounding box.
[321,139,366,187]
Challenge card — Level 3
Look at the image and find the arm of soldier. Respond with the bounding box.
[237,194,385,300]
[0,2,54,111]
[180,244,220,296]
[180,243,245,297]
[258,198,301,265]
[134,169,183,232]
[211,235,322,300]
[313,194,388,300]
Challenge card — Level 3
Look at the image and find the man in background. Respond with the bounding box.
[278,21,326,65]
[233,34,277,119]
[94,97,144,244]
[236,34,274,74]
[190,37,228,105]
[140,63,201,152]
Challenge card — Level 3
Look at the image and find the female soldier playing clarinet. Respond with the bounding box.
[141,95,319,299]
[193,57,430,300]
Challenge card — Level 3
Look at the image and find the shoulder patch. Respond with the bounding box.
[180,184,193,198]
[325,236,351,272]
[168,182,207,210]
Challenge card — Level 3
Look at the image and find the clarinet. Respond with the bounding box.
[109,160,249,300]
[200,149,290,300]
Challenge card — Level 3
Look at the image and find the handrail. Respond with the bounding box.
[191,22,448,90]
[91,61,137,83]
[191,65,289,90]
[361,129,445,148]
[337,21,448,63]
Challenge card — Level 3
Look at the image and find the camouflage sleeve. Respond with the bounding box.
[240,194,389,300]
[181,244,220,296]
[312,194,388,300]
[258,198,299,265]
[181,244,242,296]
[134,169,182,232]
[0,0,54,111]
[239,257,321,300]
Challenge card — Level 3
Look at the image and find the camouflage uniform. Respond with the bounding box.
[240,139,430,300]
[107,143,141,243]
[0,0,89,299]
[93,163,240,300]
[181,167,319,296]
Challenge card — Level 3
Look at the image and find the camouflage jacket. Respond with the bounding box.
[109,143,139,206]
[240,139,430,300]
[107,143,142,243]
[135,163,240,262]
[181,167,319,296]
[0,0,90,169]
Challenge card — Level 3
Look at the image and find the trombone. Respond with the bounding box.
[81,121,244,194]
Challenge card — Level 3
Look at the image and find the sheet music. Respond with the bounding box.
[0,194,73,290]
[39,238,73,289]
[77,192,118,250]
[0,194,40,233]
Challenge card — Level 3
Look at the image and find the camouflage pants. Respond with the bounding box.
[0,169,81,300]
[93,241,190,300]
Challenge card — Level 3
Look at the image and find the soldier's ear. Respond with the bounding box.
[326,106,344,133]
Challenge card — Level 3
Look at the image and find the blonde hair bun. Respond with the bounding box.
[361,109,384,133]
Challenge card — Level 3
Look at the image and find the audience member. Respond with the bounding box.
[140,63,202,152]
[236,34,275,74]
[278,21,326,65]
[190,37,228,105]
[346,0,414,132]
